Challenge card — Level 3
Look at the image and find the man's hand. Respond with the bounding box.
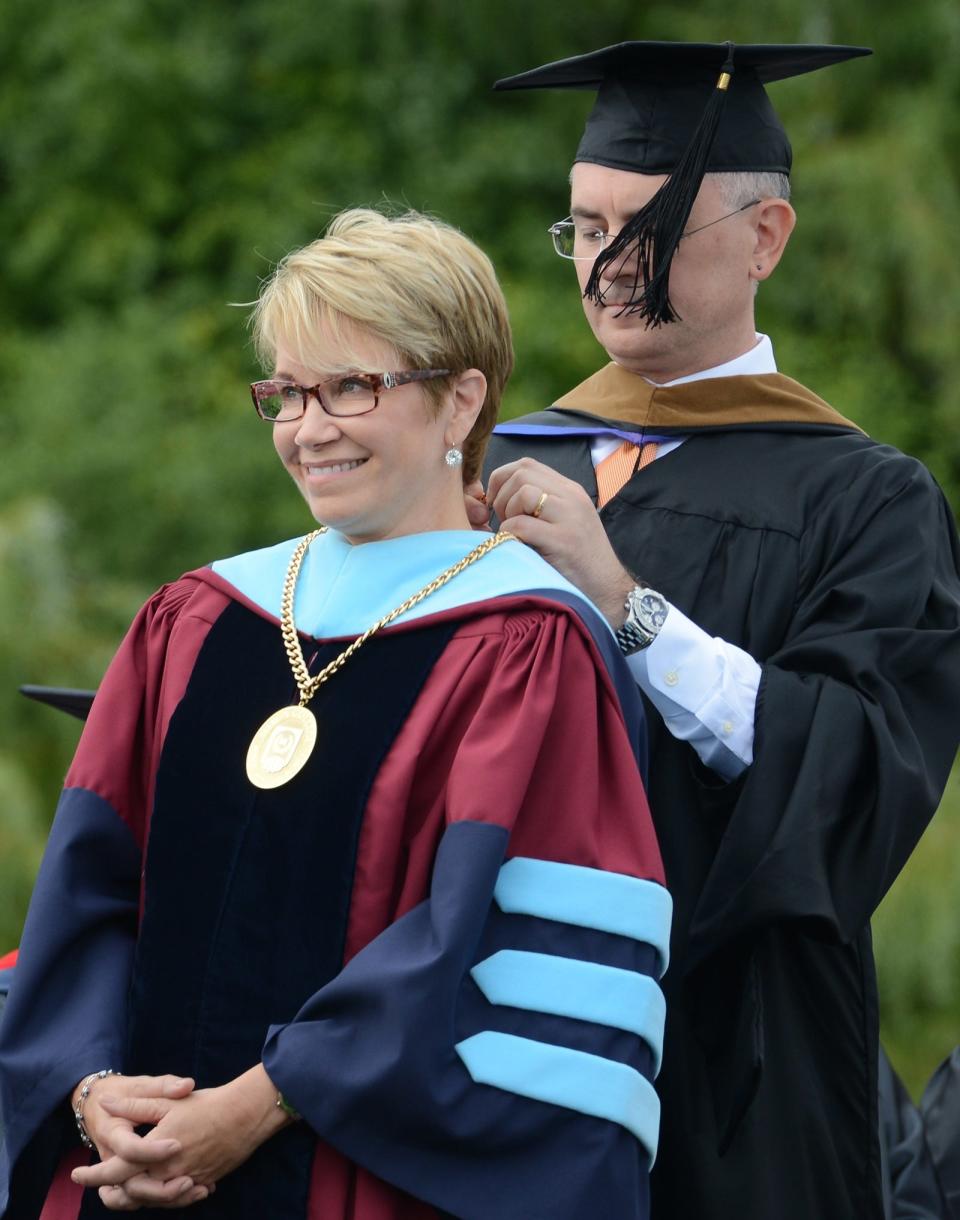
[73,1065,290,1210]
[464,480,492,530]
[485,458,636,625]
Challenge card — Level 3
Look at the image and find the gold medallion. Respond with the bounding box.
[246,705,318,789]
[246,526,514,790]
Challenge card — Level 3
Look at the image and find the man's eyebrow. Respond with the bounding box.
[570,206,608,223]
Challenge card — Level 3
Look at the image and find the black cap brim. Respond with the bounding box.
[495,41,872,177]
[494,41,872,92]
[20,685,96,721]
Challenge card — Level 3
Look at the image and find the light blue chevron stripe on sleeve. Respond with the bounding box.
[470,950,667,1075]
[455,1030,661,1163]
[494,858,672,975]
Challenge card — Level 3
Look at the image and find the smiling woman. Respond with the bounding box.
[253,208,513,484]
[0,208,670,1220]
[248,211,514,544]
[247,213,517,544]
[263,326,477,543]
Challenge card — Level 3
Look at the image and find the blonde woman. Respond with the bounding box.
[1,210,670,1220]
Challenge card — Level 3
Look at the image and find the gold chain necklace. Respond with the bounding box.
[246,527,513,789]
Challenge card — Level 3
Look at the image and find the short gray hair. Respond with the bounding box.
[710,171,792,208]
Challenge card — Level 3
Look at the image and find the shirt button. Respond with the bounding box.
[721,720,734,736]
[663,670,680,687]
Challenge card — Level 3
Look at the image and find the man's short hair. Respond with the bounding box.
[252,208,514,483]
[710,171,792,208]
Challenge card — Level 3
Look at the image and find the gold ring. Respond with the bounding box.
[531,491,548,519]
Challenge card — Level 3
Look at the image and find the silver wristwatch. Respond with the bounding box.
[615,585,669,655]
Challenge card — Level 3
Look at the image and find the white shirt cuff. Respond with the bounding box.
[626,602,761,781]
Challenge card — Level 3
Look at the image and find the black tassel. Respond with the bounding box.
[584,42,737,328]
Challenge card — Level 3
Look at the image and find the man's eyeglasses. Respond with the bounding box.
[548,199,762,261]
[250,369,452,422]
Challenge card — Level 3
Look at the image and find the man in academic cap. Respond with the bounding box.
[478,41,960,1220]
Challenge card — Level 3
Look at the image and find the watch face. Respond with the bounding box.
[617,587,668,655]
[636,590,668,633]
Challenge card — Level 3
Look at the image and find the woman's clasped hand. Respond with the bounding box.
[70,1067,290,1210]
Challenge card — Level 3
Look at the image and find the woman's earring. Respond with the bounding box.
[445,447,464,468]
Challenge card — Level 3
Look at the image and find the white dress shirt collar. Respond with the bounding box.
[651,333,777,387]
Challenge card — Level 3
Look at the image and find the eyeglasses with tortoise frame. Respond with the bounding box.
[250,369,453,422]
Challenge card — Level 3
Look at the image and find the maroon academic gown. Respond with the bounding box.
[1,551,666,1220]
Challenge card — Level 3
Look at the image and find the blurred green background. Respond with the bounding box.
[1,0,958,1098]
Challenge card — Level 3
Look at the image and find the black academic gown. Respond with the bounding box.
[879,1047,949,1219]
[922,1049,960,1218]
[485,387,960,1220]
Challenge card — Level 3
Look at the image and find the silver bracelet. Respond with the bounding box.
[73,1069,122,1149]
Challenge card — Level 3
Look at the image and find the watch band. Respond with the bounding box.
[615,617,654,654]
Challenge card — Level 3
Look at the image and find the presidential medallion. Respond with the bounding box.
[246,527,513,789]
[246,705,317,789]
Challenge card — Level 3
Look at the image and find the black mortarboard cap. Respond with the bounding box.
[495,41,871,326]
[20,684,95,721]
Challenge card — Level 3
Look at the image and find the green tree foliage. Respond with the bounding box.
[1,0,958,1095]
